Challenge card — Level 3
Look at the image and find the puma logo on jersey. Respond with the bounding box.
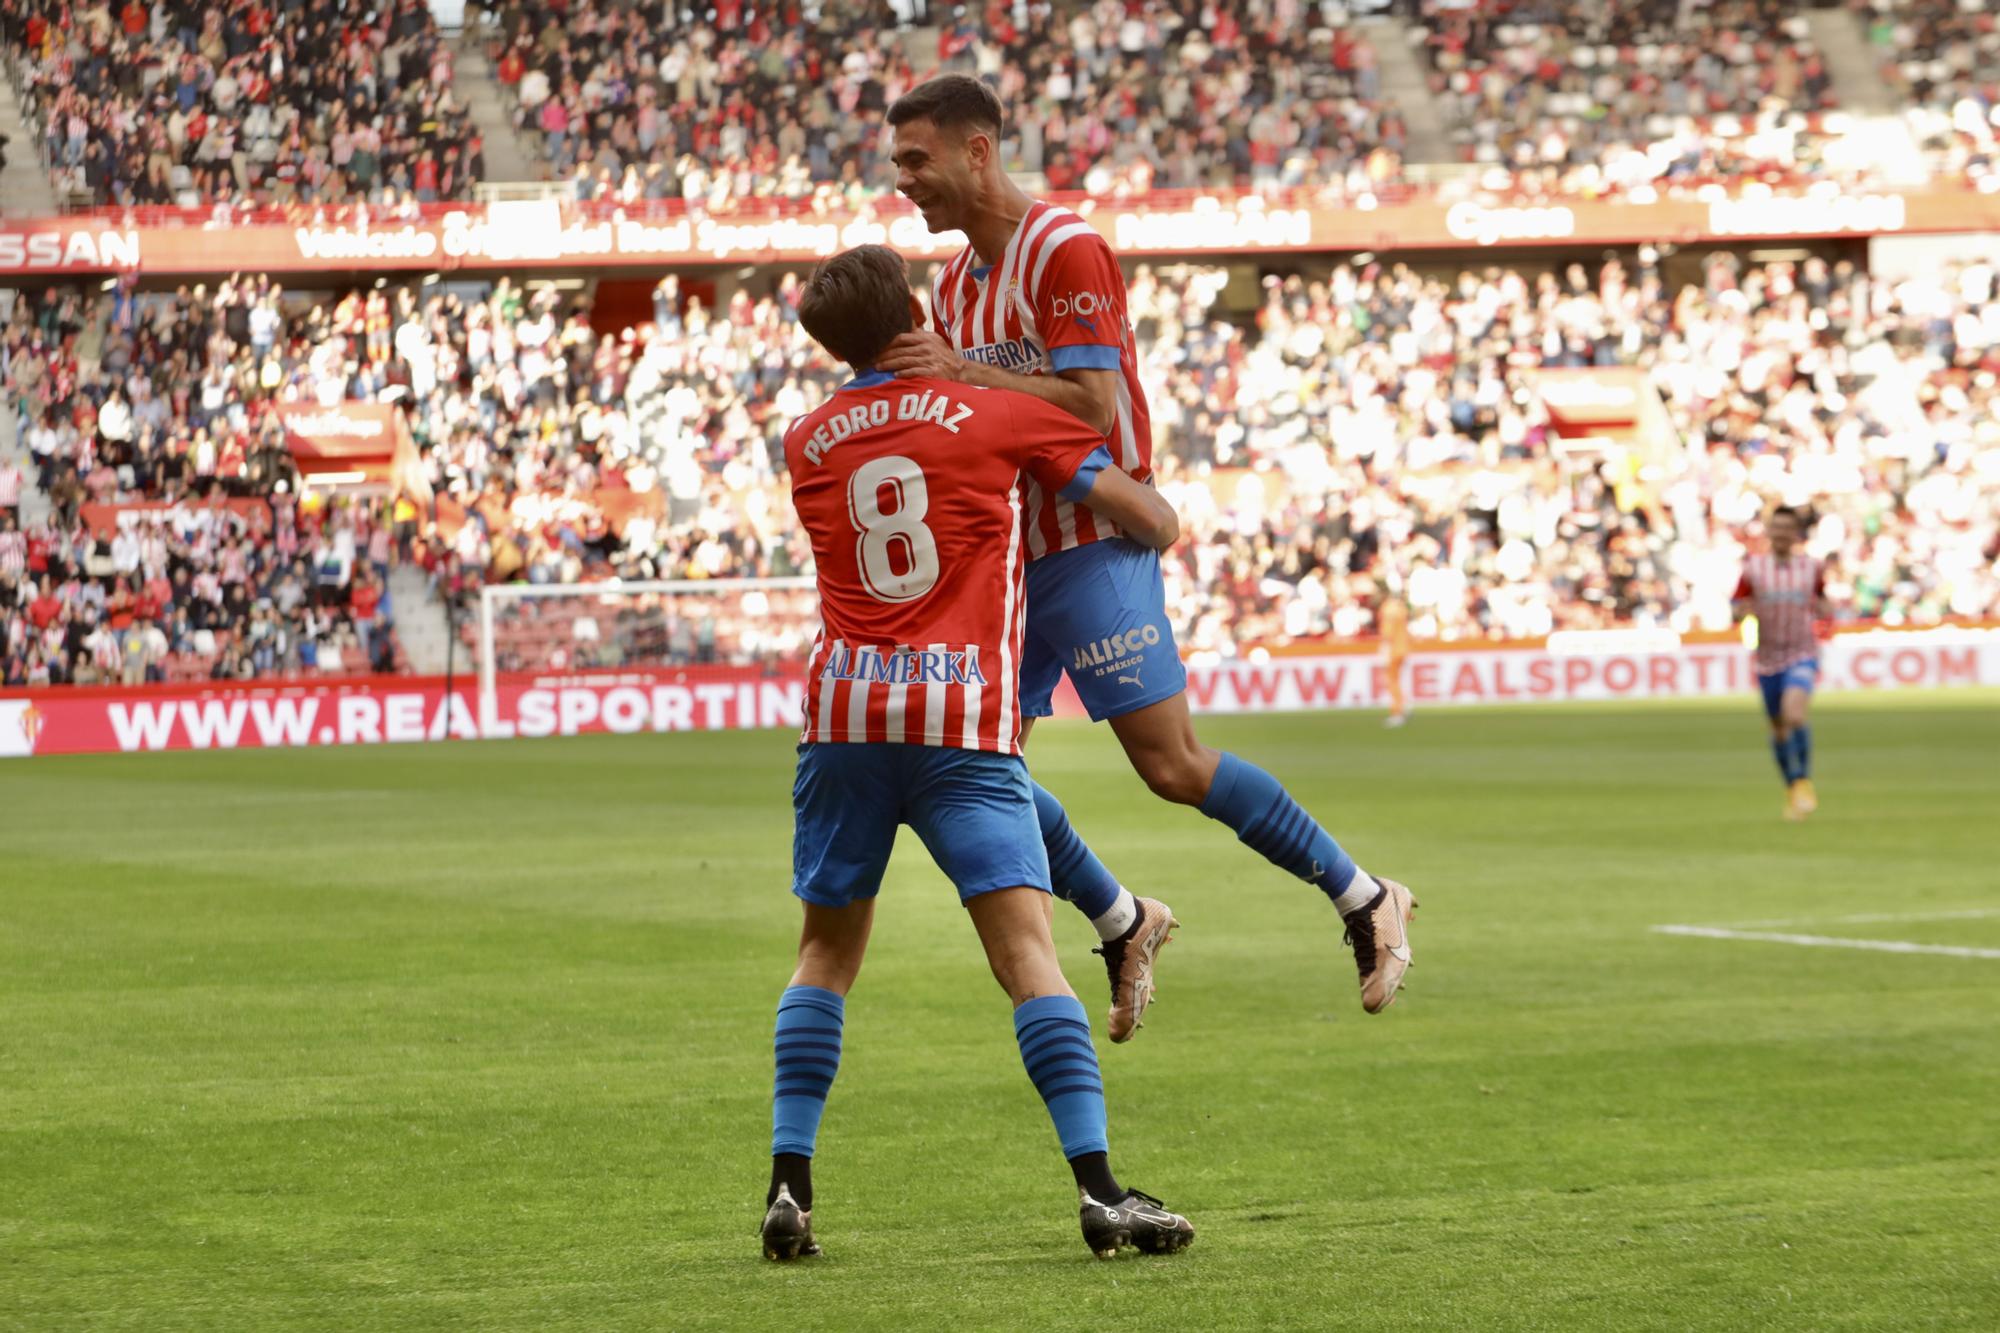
[1117,670,1143,688]
[801,391,976,464]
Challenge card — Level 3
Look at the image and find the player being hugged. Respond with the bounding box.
[880,75,1417,1033]
[760,244,1194,1263]
[1733,506,1834,821]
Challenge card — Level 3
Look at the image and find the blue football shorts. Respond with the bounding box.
[790,743,1051,908]
[1019,537,1189,722]
[1757,658,1819,720]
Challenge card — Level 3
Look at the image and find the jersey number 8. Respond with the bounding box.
[847,454,940,603]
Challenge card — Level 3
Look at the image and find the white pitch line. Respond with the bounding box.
[1652,924,2000,961]
[1725,908,2000,930]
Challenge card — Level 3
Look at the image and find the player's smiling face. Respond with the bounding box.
[1769,512,1802,556]
[891,118,977,234]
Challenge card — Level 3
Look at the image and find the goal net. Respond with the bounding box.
[473,577,819,716]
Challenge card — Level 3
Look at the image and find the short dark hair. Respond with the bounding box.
[886,74,1004,139]
[796,245,914,368]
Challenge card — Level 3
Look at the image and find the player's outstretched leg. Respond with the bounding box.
[1110,695,1417,1014]
[967,886,1194,1259]
[1031,782,1177,1042]
[762,898,872,1261]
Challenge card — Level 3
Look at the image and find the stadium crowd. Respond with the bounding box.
[1420,0,1834,169]
[478,0,1998,206]
[484,0,1406,209]
[1418,0,2000,196]
[2,0,480,207]
[7,0,1991,209]
[8,234,1995,685]
[1137,250,2000,650]
[1864,0,2000,188]
[2,283,402,685]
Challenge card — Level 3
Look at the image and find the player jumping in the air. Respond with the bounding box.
[762,245,1194,1262]
[1732,507,1832,821]
[879,76,1417,1036]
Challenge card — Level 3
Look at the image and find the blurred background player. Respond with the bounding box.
[1732,507,1833,821]
[1379,593,1411,729]
[878,75,1417,1032]
[763,245,1193,1262]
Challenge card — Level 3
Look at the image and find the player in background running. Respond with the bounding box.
[878,76,1417,1031]
[1732,507,1834,821]
[761,244,1193,1263]
[1379,594,1411,729]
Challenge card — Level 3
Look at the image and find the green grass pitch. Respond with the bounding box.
[4,694,1999,1330]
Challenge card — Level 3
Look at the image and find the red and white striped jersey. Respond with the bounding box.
[784,370,1111,754]
[930,200,1151,562]
[1734,552,1825,674]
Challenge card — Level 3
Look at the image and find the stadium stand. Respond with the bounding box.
[1,283,404,685]
[3,0,1974,208]
[479,0,1406,202]
[1419,0,1834,168]
[2,0,480,207]
[1863,0,2000,187]
[1146,251,2000,647]
[7,237,1998,685]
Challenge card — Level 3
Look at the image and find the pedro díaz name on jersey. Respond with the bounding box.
[796,385,976,464]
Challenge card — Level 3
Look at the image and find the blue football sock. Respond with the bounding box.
[1771,735,1798,785]
[1014,995,1108,1160]
[1033,782,1122,920]
[1199,752,1367,912]
[771,985,844,1158]
[1791,725,1812,780]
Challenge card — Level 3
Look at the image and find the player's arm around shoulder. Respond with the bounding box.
[877,327,1117,435]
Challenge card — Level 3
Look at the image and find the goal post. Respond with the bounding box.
[475,577,819,723]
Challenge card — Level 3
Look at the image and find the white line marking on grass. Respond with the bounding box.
[1652,924,2000,961]
[1727,908,2000,929]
